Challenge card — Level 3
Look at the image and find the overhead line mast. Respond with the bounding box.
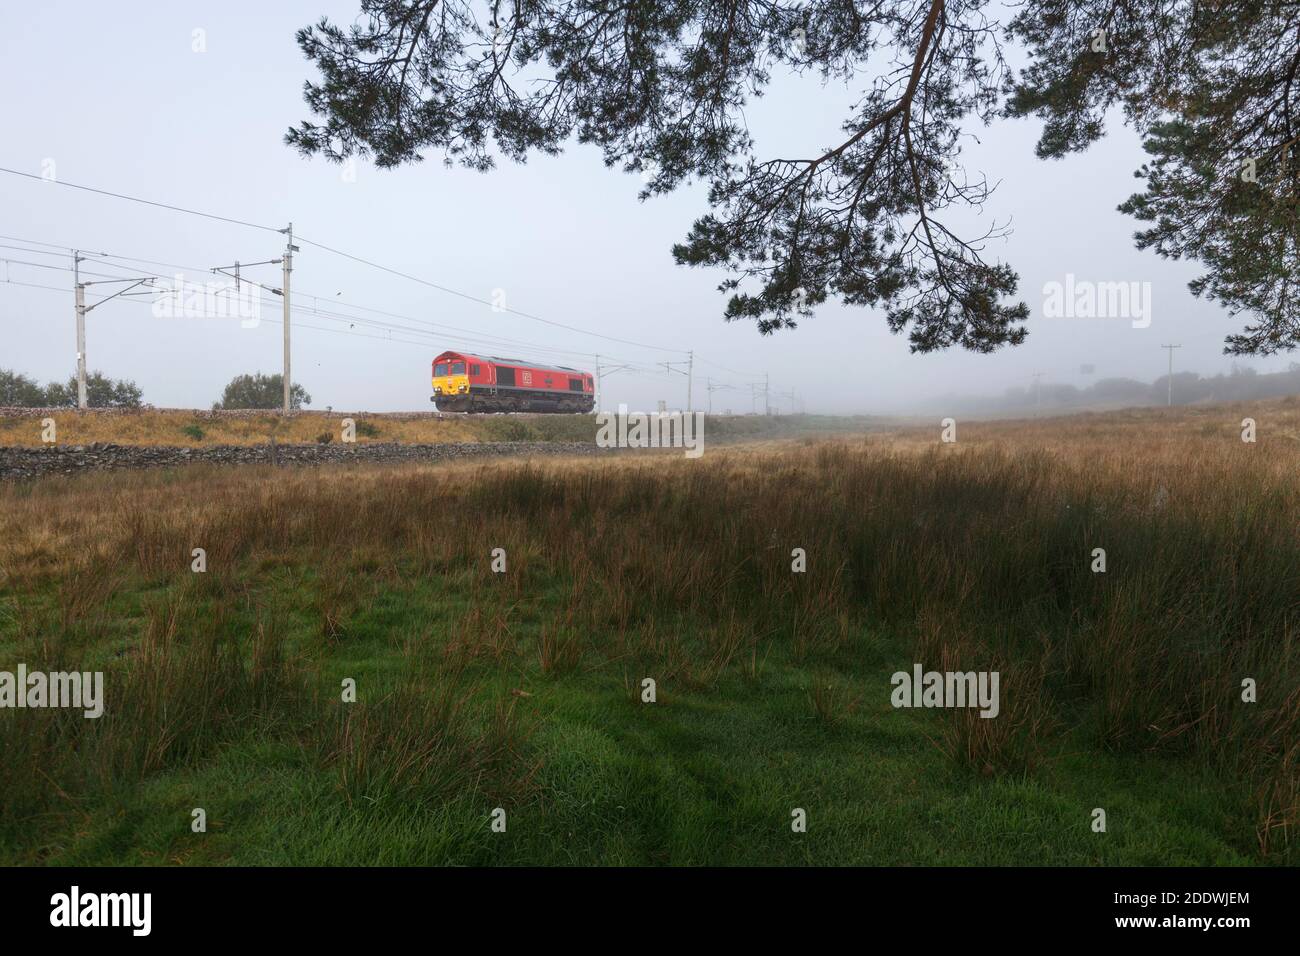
[282,224,297,413]
[1161,343,1182,407]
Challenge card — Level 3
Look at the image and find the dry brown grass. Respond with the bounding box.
[0,406,862,447]
[867,394,1300,460]
[0,408,499,446]
[2,397,1298,855]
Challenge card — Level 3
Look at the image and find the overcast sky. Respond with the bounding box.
[1,1,1291,415]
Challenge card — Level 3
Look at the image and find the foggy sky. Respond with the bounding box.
[2,1,1289,415]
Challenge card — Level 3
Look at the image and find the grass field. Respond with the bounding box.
[0,400,1297,865]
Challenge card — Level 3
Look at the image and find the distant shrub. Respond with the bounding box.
[34,370,143,408]
[354,420,380,438]
[0,370,47,407]
[316,432,333,445]
[181,424,205,442]
[214,373,311,410]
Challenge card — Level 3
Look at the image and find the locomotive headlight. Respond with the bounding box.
[458,384,467,392]
[433,386,442,394]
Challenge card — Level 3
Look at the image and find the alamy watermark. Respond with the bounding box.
[50,886,150,936]
[595,404,705,458]
[1043,274,1151,328]
[152,273,261,327]
[890,663,1000,718]
[0,665,103,718]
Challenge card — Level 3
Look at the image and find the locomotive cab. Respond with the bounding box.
[431,358,470,400]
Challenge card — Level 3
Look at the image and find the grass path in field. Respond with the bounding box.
[10,568,1261,866]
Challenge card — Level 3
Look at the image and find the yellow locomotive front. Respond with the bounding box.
[431,358,470,403]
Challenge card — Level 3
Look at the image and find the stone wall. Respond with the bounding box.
[0,441,601,481]
[0,405,455,421]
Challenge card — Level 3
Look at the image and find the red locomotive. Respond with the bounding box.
[430,350,595,413]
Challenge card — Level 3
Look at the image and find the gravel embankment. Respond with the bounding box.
[0,441,603,481]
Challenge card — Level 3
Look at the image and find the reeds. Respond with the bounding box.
[1,402,1296,855]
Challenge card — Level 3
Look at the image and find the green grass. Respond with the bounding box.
[0,562,1265,865]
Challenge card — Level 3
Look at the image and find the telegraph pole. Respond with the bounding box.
[660,357,691,410]
[74,267,156,408]
[594,354,631,412]
[73,251,87,408]
[686,350,694,412]
[1161,343,1181,406]
[764,372,770,415]
[211,257,281,306]
[705,378,735,415]
[281,223,296,413]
